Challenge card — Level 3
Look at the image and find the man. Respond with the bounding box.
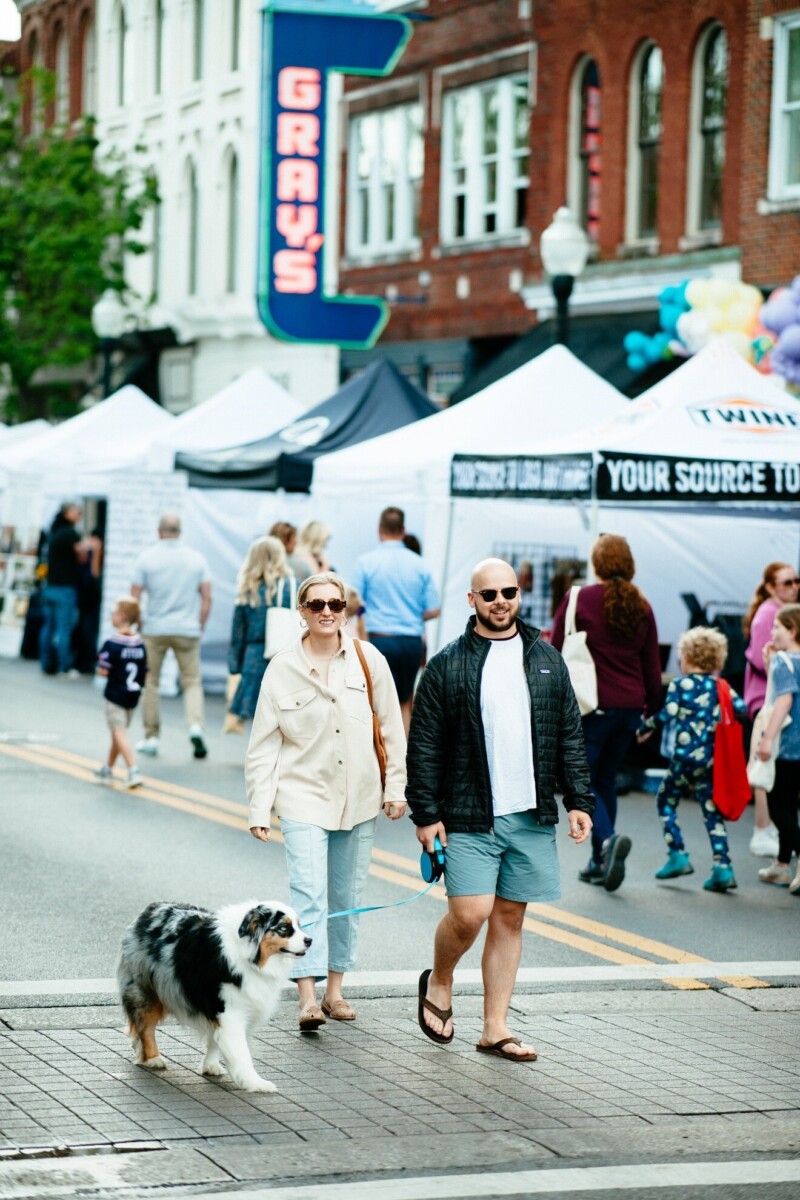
[131,514,212,759]
[407,558,593,1061]
[39,501,96,677]
[352,507,440,734]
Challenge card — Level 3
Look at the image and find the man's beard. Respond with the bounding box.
[476,605,519,634]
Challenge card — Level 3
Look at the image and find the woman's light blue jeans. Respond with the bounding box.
[279,816,377,981]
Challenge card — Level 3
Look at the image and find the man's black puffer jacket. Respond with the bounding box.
[406,617,594,832]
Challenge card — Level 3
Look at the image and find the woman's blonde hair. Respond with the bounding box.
[743,562,794,638]
[297,572,346,609]
[298,521,331,559]
[591,533,649,640]
[775,603,800,645]
[235,536,289,606]
[677,626,728,675]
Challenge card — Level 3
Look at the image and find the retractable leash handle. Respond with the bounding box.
[308,836,446,927]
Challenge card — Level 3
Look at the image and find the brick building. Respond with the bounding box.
[16,0,96,129]
[339,0,800,398]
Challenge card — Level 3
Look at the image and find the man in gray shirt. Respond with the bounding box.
[131,514,212,759]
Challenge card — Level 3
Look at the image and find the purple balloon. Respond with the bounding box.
[761,293,799,335]
[772,348,800,384]
[790,276,800,305]
[776,323,800,360]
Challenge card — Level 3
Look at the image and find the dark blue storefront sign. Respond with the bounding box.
[258,0,412,348]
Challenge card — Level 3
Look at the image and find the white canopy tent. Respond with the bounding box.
[439,341,800,656]
[0,419,50,450]
[141,367,302,471]
[311,345,628,584]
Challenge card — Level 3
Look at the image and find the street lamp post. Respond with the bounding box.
[90,290,126,398]
[539,207,590,347]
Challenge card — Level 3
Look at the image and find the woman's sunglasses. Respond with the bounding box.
[472,587,520,602]
[302,598,347,614]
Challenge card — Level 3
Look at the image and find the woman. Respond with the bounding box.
[246,572,407,1030]
[296,521,332,576]
[269,521,312,583]
[227,537,295,725]
[551,533,661,892]
[743,563,799,858]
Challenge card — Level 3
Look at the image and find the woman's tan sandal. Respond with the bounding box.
[298,1004,327,1031]
[321,997,356,1021]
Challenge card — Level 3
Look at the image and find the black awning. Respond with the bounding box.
[176,358,437,491]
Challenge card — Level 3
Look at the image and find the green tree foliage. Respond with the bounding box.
[0,71,158,419]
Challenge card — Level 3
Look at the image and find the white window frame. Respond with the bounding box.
[768,11,800,201]
[346,102,423,259]
[440,74,529,246]
[685,22,727,242]
[624,40,663,247]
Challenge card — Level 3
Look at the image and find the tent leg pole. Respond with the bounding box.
[433,498,456,657]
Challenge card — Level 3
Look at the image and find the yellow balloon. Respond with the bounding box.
[686,277,710,308]
[708,279,737,308]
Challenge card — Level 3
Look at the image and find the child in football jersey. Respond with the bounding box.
[95,597,148,789]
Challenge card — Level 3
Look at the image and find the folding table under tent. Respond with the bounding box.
[439,340,800,659]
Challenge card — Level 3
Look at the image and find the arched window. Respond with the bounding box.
[80,18,97,116]
[187,161,200,295]
[54,28,70,124]
[696,25,728,231]
[569,58,602,242]
[28,32,43,133]
[150,181,162,298]
[635,44,663,238]
[116,2,131,108]
[192,0,204,82]
[153,0,164,97]
[226,153,239,293]
[231,0,242,72]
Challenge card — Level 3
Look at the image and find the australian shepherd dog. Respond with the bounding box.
[118,900,310,1093]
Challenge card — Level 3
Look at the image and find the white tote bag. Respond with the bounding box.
[746,651,794,790]
[561,585,599,716]
[264,575,301,659]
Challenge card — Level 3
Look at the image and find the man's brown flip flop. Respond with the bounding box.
[476,1037,537,1062]
[417,968,454,1045]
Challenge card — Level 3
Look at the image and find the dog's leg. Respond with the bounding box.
[201,1025,225,1077]
[214,1014,276,1093]
[137,1003,167,1070]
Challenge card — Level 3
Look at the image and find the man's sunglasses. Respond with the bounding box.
[472,587,520,602]
[302,598,347,614]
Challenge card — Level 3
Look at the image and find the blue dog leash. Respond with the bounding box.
[307,837,446,927]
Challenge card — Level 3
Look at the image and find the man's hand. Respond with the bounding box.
[415,821,447,851]
[636,728,654,744]
[567,810,592,843]
[250,826,271,842]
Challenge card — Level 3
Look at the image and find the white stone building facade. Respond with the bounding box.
[94,0,338,410]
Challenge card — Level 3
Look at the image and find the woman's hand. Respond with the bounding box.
[383,801,407,820]
[636,728,654,744]
[762,640,776,668]
[757,735,773,763]
[250,826,271,842]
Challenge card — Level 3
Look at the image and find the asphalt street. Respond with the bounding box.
[1,658,799,1199]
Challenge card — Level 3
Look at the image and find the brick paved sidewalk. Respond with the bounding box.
[1,988,799,1194]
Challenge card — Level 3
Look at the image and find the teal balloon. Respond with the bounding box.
[627,352,647,372]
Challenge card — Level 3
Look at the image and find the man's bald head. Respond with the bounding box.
[470,558,517,592]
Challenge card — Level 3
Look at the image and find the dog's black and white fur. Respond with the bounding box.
[118,900,310,1093]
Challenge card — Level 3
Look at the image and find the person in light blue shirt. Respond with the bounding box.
[351,507,440,734]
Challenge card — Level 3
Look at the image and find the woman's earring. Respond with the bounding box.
[300,618,308,630]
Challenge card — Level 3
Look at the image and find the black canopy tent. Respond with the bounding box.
[176,359,437,491]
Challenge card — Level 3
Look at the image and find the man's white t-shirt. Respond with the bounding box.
[132,540,211,638]
[480,632,537,816]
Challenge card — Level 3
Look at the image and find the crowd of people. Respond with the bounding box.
[32,498,800,1059]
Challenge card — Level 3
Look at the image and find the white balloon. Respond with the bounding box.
[676,310,712,354]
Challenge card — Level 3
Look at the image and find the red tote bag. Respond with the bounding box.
[712,678,751,821]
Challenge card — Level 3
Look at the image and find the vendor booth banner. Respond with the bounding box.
[597,452,800,503]
[258,0,411,348]
[451,454,594,499]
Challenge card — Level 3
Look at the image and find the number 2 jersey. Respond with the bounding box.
[97,633,148,709]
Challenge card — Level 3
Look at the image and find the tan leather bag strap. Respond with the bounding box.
[352,638,376,713]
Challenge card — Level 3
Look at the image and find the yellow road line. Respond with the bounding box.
[0,742,764,987]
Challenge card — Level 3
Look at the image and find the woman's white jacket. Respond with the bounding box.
[246,635,407,831]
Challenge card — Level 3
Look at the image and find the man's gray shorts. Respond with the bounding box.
[444,811,561,903]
